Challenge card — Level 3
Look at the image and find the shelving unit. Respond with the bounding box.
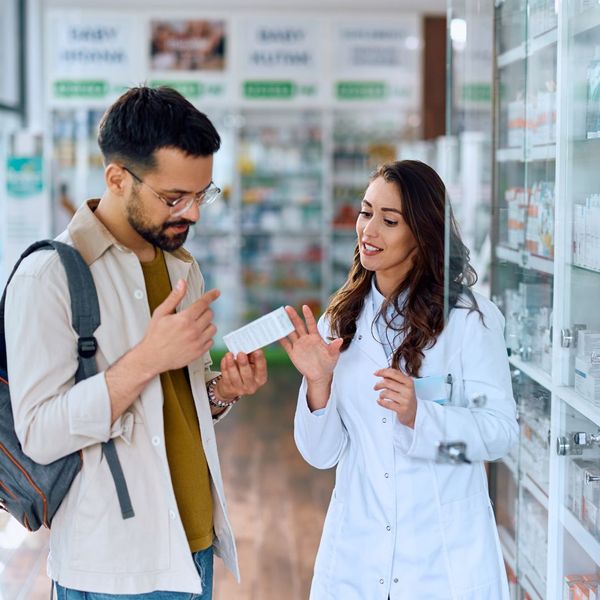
[481,0,600,597]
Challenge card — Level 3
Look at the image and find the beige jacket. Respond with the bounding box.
[4,200,238,594]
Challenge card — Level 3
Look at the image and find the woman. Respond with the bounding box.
[281,160,518,600]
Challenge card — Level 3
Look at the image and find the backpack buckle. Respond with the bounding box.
[78,336,97,358]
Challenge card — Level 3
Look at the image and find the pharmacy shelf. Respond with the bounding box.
[573,263,600,277]
[571,7,600,37]
[497,43,526,68]
[522,473,549,511]
[495,245,554,275]
[528,28,558,56]
[241,229,323,236]
[509,355,553,391]
[498,525,517,572]
[554,385,600,428]
[561,509,600,566]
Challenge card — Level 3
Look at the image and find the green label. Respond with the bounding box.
[336,81,386,101]
[54,80,109,98]
[461,83,492,103]
[7,157,44,198]
[150,81,203,99]
[244,81,296,99]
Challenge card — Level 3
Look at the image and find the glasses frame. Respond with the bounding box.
[122,165,221,216]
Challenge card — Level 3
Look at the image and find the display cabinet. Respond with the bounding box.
[451,0,600,598]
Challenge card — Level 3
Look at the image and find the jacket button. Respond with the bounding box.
[386,525,391,531]
[169,510,176,520]
[382,417,387,423]
[384,472,389,478]
[394,578,399,583]
[152,436,161,446]
[134,289,144,300]
[379,578,384,584]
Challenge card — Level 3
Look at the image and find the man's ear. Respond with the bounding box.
[105,163,129,196]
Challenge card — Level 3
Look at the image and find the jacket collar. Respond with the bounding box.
[68,199,194,266]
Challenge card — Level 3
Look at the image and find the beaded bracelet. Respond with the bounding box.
[207,375,240,408]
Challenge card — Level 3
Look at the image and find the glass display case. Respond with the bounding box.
[451,1,600,598]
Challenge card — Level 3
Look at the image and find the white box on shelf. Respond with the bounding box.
[574,355,600,404]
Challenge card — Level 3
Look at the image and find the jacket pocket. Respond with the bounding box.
[441,491,501,593]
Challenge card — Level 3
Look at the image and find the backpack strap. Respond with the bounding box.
[0,240,134,520]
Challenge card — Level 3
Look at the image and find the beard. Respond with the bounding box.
[126,189,193,252]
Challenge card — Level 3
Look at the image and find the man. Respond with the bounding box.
[5,86,267,598]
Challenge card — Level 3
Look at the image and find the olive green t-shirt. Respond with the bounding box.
[140,248,214,552]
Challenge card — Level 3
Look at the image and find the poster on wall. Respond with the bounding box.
[45,10,144,105]
[240,18,323,103]
[2,147,50,279]
[333,17,421,106]
[148,18,230,104]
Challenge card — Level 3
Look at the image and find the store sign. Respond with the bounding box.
[333,18,420,106]
[46,10,141,103]
[241,19,322,102]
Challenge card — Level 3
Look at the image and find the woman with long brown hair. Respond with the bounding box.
[281,160,517,600]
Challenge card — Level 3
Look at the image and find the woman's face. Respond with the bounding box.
[356,176,418,292]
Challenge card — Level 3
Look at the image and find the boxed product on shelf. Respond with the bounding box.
[578,330,600,358]
[526,181,555,258]
[573,195,600,272]
[575,354,600,405]
[518,489,548,593]
[528,0,557,38]
[506,187,528,249]
[567,458,600,541]
[563,574,600,600]
[532,90,557,146]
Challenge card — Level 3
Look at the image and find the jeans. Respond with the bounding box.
[54,546,213,600]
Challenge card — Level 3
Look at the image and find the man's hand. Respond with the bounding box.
[141,280,220,377]
[215,350,268,402]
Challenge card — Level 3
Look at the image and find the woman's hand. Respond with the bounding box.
[374,368,417,428]
[280,305,343,384]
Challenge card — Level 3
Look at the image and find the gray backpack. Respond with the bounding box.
[0,240,134,530]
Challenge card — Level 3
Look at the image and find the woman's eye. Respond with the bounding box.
[384,219,398,226]
[359,210,372,217]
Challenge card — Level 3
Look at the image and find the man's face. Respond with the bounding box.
[125,147,214,252]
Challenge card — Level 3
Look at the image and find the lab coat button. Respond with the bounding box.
[394,578,399,583]
[169,510,176,520]
[358,335,363,340]
[386,525,391,531]
[379,578,384,584]
[134,289,144,300]
[382,417,387,423]
[152,436,161,446]
[384,472,390,478]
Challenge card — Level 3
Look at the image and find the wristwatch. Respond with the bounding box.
[207,375,240,408]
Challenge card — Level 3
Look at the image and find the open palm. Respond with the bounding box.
[280,305,343,383]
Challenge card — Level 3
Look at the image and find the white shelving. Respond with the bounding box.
[522,473,549,510]
[497,147,523,162]
[554,386,600,428]
[529,28,558,55]
[495,245,554,275]
[561,509,600,567]
[509,355,553,391]
[571,7,600,37]
[497,44,526,68]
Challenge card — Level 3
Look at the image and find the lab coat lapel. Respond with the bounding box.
[354,296,390,369]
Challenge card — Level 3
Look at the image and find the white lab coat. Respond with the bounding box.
[294,290,518,600]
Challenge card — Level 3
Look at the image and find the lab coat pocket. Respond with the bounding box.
[414,374,451,406]
[313,492,345,592]
[441,491,499,593]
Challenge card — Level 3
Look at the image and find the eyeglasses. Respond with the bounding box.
[122,166,221,218]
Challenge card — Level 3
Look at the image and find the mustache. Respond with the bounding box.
[163,219,195,229]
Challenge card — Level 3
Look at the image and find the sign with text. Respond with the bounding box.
[333,18,421,106]
[241,18,323,102]
[46,10,143,103]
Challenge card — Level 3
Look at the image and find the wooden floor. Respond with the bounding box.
[0,364,334,600]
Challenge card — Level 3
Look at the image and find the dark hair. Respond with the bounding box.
[325,160,481,377]
[97,86,221,173]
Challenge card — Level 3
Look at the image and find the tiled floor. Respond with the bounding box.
[0,365,333,599]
